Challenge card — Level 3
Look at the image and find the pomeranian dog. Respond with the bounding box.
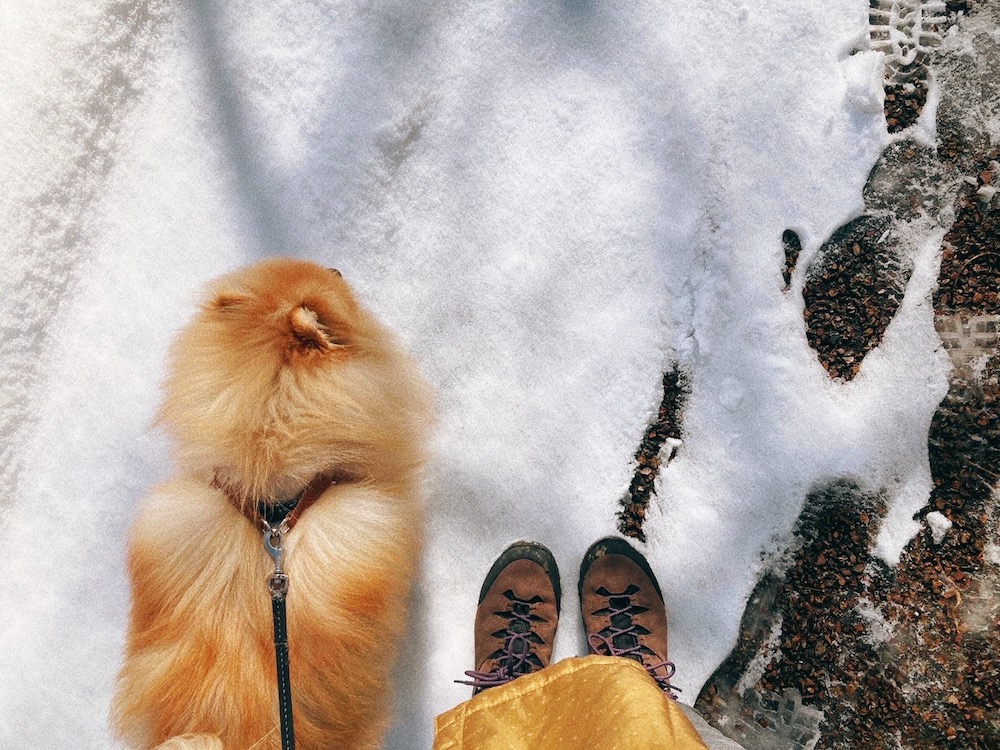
[112,259,432,749]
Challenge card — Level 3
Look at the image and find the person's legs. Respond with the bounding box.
[458,541,561,694]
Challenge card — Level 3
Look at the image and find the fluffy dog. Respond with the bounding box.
[112,259,432,749]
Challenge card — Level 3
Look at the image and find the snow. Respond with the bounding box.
[925,510,954,545]
[854,597,895,648]
[0,1,952,748]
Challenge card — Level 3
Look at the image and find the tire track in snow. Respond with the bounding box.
[0,1,167,506]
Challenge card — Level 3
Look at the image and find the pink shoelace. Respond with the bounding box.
[458,591,547,692]
[587,585,680,699]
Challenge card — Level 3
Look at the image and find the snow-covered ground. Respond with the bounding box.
[0,2,951,747]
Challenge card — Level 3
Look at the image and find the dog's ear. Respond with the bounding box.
[289,305,351,352]
[213,291,253,311]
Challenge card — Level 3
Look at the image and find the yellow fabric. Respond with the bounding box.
[433,656,710,750]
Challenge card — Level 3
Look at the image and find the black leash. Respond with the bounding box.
[216,476,336,750]
[264,516,296,750]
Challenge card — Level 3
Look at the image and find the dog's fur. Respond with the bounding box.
[112,259,432,749]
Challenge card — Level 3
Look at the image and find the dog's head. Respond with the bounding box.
[159,259,431,506]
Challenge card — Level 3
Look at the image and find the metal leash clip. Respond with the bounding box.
[263,520,290,599]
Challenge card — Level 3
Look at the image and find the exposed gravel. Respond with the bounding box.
[618,367,687,542]
[800,216,909,383]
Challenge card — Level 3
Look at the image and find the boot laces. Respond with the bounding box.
[458,591,547,691]
[587,584,680,699]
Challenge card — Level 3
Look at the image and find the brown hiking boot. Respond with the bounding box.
[579,536,679,698]
[459,541,561,694]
